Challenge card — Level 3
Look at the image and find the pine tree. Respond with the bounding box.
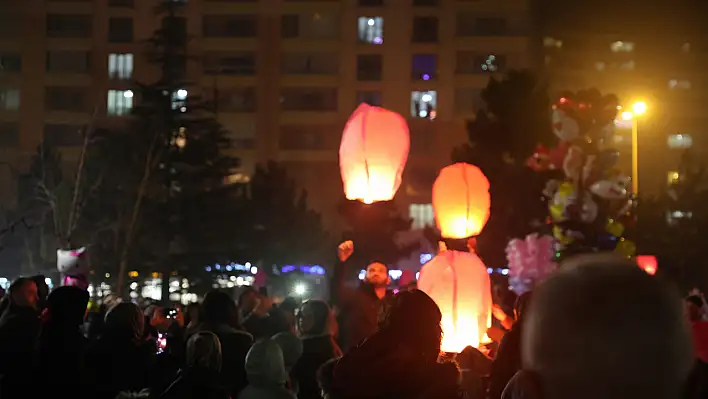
[453,71,552,268]
[102,1,240,296]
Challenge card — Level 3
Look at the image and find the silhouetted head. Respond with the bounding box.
[522,254,693,399]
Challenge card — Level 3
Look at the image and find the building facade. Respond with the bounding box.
[0,0,535,234]
[540,4,708,201]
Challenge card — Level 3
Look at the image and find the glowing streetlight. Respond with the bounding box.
[621,101,648,194]
[632,101,647,116]
[294,283,307,296]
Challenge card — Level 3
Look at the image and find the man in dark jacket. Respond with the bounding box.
[0,277,40,399]
[331,240,395,352]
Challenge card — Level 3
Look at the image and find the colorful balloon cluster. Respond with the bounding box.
[506,234,557,294]
[527,95,637,260]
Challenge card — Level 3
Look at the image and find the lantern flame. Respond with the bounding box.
[636,255,657,276]
[433,163,491,239]
[418,250,492,353]
[339,104,410,203]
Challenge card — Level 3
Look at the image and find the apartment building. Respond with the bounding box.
[540,3,708,200]
[0,0,535,233]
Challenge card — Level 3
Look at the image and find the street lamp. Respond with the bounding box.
[621,101,648,194]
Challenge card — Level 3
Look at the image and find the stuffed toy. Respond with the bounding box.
[57,247,89,290]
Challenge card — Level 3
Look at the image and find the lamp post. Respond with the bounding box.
[620,101,647,194]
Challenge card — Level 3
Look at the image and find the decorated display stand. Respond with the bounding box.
[418,163,493,353]
[526,94,638,262]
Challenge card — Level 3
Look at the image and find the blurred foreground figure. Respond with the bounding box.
[516,254,693,399]
[330,290,461,399]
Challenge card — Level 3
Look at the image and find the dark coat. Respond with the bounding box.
[196,323,253,397]
[0,305,40,398]
[160,368,231,399]
[489,322,523,399]
[291,335,342,399]
[331,259,394,352]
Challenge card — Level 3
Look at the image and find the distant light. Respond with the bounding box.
[501,269,509,276]
[422,74,430,81]
[123,90,133,98]
[367,19,375,26]
[420,253,433,264]
[294,284,307,295]
[358,270,366,280]
[373,37,383,44]
[176,89,188,98]
[389,270,403,280]
[250,266,258,274]
[421,94,432,102]
[621,111,634,120]
[245,262,252,268]
[205,266,212,272]
[415,272,420,280]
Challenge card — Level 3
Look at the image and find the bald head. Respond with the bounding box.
[522,254,693,399]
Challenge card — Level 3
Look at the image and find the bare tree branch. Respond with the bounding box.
[67,108,98,240]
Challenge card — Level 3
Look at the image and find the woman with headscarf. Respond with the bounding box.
[291,300,342,399]
[35,286,90,395]
[330,290,462,399]
[160,331,230,399]
[238,339,296,399]
[197,290,253,397]
[84,302,157,399]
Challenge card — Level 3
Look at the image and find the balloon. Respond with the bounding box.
[590,177,630,199]
[615,239,636,257]
[636,255,658,276]
[339,104,410,204]
[552,109,580,141]
[597,149,620,170]
[605,219,625,237]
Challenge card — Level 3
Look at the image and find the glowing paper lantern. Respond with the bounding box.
[433,163,491,239]
[339,104,410,204]
[636,255,658,276]
[418,250,492,353]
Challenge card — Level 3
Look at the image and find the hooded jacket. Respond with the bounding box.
[238,339,296,399]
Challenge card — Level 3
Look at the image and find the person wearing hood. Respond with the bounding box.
[0,277,40,398]
[489,292,533,399]
[238,339,296,399]
[197,290,253,397]
[84,302,157,399]
[331,240,395,352]
[160,331,230,399]
[35,286,90,395]
[291,300,342,399]
[330,289,462,399]
[272,331,304,394]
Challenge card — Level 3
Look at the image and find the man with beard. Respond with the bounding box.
[331,240,395,352]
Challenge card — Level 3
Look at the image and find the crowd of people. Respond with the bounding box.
[0,248,706,399]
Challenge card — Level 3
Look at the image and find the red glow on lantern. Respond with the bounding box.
[636,255,657,276]
[559,97,568,104]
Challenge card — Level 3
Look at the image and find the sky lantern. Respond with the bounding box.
[433,163,491,239]
[339,103,410,204]
[636,255,658,276]
[418,250,492,353]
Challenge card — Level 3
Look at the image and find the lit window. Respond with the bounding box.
[411,54,437,81]
[667,171,680,185]
[0,89,20,110]
[410,91,436,120]
[357,17,383,44]
[172,89,188,112]
[666,210,692,226]
[107,90,133,116]
[669,79,691,90]
[543,36,562,48]
[108,53,133,79]
[667,133,692,149]
[610,41,634,52]
[409,203,434,229]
